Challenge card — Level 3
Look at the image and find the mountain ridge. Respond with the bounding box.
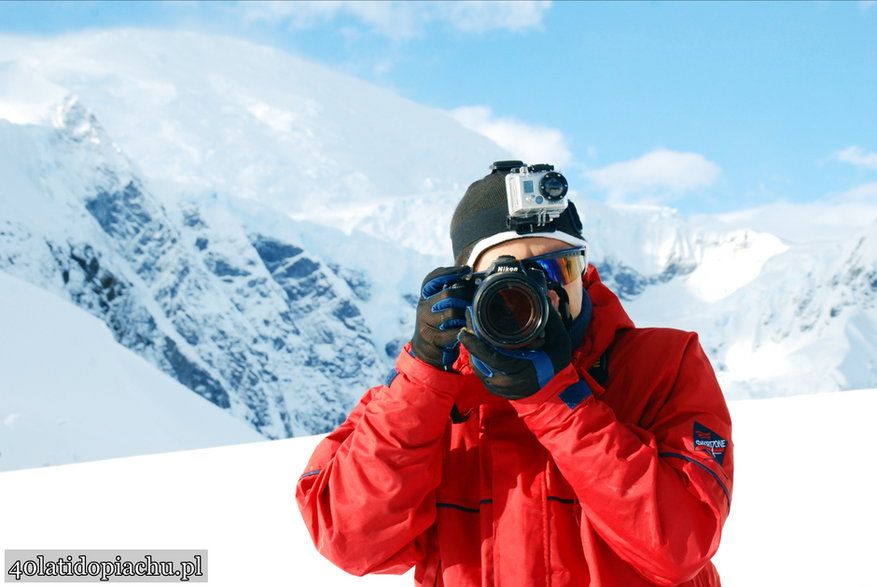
[1,29,875,455]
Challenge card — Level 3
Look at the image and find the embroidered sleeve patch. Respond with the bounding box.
[693,421,728,466]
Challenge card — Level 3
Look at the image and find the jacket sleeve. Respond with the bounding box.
[295,345,464,576]
[512,330,733,586]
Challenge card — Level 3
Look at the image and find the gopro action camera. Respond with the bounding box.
[502,163,569,231]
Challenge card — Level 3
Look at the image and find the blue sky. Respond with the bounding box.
[1,1,875,214]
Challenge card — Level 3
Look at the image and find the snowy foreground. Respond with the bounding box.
[0,271,263,471]
[2,389,876,587]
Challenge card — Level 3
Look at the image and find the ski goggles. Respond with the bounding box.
[525,246,589,286]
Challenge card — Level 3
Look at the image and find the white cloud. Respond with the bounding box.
[833,145,877,170]
[239,1,422,40]
[443,1,552,34]
[449,105,572,167]
[235,1,550,39]
[586,149,721,204]
[836,181,877,202]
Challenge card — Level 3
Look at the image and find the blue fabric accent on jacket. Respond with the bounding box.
[660,452,732,509]
[439,498,572,513]
[547,496,579,504]
[384,368,399,388]
[436,502,481,514]
[298,469,321,481]
[558,379,593,409]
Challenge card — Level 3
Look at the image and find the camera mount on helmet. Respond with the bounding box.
[490,160,526,174]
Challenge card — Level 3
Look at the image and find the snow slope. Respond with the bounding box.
[0,270,262,471]
[1,389,875,586]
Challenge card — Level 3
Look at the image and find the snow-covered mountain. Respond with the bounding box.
[0,29,504,448]
[359,191,877,399]
[0,94,391,440]
[1,29,875,469]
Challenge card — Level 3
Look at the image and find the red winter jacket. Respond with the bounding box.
[297,266,733,586]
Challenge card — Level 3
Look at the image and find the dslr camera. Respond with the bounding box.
[453,255,551,349]
[493,161,569,232]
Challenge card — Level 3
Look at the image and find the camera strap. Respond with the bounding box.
[548,282,573,329]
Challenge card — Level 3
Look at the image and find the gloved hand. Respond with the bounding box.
[459,306,572,399]
[411,266,473,370]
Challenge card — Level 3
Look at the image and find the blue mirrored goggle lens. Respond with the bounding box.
[528,249,587,285]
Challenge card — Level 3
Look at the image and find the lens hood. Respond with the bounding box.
[470,265,549,349]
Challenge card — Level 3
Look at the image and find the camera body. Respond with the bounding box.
[454,255,551,349]
[504,164,569,231]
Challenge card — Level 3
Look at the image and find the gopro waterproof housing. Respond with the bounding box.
[503,163,569,232]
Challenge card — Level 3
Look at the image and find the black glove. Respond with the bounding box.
[459,306,572,399]
[411,266,473,370]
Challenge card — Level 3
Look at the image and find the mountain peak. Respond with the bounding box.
[0,28,507,224]
[1,30,876,467]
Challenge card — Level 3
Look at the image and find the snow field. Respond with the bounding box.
[2,389,875,586]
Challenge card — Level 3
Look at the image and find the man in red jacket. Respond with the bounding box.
[297,162,733,586]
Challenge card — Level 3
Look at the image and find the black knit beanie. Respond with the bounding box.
[450,163,586,266]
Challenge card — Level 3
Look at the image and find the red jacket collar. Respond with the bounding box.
[573,264,634,367]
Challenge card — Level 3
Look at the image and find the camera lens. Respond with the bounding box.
[472,273,549,349]
[539,171,568,201]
